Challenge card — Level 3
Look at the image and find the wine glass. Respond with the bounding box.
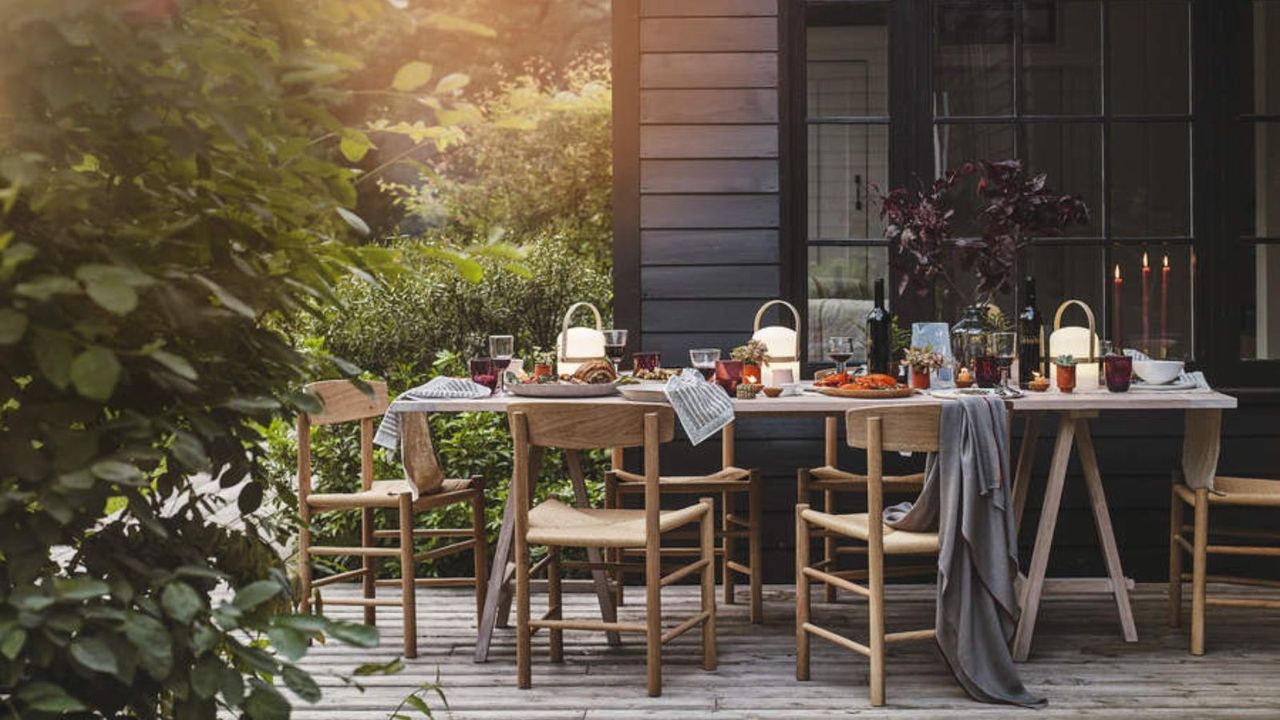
[826,336,855,375]
[689,348,721,381]
[602,329,628,372]
[488,334,514,392]
[992,331,1016,390]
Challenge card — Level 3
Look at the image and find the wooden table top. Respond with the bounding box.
[388,385,1238,415]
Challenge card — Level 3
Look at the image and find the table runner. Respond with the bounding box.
[883,395,1045,708]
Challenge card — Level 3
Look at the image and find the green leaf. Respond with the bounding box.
[274,614,329,634]
[391,61,434,92]
[124,613,174,680]
[339,129,375,163]
[422,12,497,38]
[434,72,470,94]
[326,620,378,648]
[0,308,27,344]
[282,665,322,703]
[238,480,264,513]
[14,274,80,301]
[191,655,225,698]
[84,277,138,314]
[17,682,86,713]
[267,626,306,662]
[70,346,121,402]
[193,275,256,318]
[406,694,434,718]
[171,431,210,472]
[1,627,26,660]
[32,331,73,389]
[55,577,110,600]
[91,459,144,485]
[336,206,370,236]
[161,582,204,623]
[353,657,404,676]
[152,349,198,380]
[75,263,153,287]
[232,580,282,611]
[70,635,119,675]
[243,681,290,720]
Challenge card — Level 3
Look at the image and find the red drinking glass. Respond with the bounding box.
[1104,355,1133,393]
[974,356,1000,388]
[468,357,496,392]
[632,351,661,373]
[714,360,743,396]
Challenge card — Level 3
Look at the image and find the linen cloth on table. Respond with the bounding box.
[662,368,734,446]
[372,378,491,497]
[882,395,1045,708]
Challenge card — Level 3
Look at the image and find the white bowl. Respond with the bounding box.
[1132,359,1184,385]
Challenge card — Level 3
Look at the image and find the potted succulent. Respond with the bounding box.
[731,339,769,386]
[1054,354,1077,393]
[531,346,555,380]
[903,345,945,390]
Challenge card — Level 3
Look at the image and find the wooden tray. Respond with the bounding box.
[815,386,916,399]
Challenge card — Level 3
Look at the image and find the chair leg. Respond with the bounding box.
[1168,482,1184,628]
[721,492,735,606]
[748,471,763,624]
[795,504,811,682]
[298,509,313,615]
[646,521,663,697]
[1190,488,1209,656]
[516,529,531,688]
[362,507,377,627]
[471,482,489,625]
[868,528,886,706]
[606,475,624,607]
[548,546,563,663]
[699,497,717,671]
[399,495,417,659]
[823,489,837,603]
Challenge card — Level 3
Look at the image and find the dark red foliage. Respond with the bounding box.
[879,159,1089,301]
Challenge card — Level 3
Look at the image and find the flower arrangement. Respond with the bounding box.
[731,339,769,367]
[903,345,946,373]
[880,159,1090,304]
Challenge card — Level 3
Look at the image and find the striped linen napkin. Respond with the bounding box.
[663,368,734,446]
[374,377,491,450]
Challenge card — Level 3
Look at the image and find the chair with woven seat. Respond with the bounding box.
[796,404,941,707]
[1169,463,1280,654]
[297,380,487,659]
[605,421,764,622]
[798,415,930,602]
[509,403,716,697]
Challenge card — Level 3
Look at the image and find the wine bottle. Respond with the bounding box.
[866,278,892,375]
[1018,276,1044,388]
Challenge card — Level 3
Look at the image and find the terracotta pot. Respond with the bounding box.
[910,368,931,390]
[533,363,554,379]
[1056,364,1077,393]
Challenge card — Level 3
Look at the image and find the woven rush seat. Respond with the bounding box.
[613,466,750,487]
[800,508,939,555]
[1173,475,1280,506]
[809,465,926,490]
[526,498,707,548]
[307,477,476,510]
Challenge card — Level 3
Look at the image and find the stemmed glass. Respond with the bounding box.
[603,329,628,373]
[826,336,855,375]
[992,331,1017,391]
[488,334,514,393]
[689,348,721,381]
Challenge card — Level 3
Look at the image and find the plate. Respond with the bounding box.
[816,386,916,399]
[1130,379,1199,392]
[619,385,669,403]
[508,382,619,398]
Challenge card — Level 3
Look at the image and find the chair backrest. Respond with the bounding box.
[845,404,942,453]
[304,380,389,425]
[508,403,675,450]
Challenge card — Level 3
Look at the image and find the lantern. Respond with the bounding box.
[557,302,607,376]
[1048,300,1102,390]
[751,299,802,385]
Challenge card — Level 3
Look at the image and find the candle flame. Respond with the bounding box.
[1163,254,1169,268]
[1142,252,1149,268]
[1114,264,1121,279]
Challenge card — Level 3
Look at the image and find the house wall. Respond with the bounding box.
[613,0,1280,585]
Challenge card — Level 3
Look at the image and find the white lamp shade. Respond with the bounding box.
[557,326,606,376]
[1049,326,1101,389]
[752,326,801,386]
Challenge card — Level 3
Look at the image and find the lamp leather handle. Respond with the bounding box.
[753,299,801,333]
[1053,299,1097,360]
[559,302,604,361]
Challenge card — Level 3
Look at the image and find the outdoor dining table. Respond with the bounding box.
[388,387,1237,663]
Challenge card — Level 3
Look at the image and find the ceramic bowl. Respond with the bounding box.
[1132,359,1184,385]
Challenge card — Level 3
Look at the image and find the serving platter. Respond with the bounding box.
[815,386,916,399]
[508,382,618,398]
[618,385,669,403]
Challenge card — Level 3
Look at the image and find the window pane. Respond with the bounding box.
[1024,123,1103,236]
[807,3,889,118]
[1242,122,1280,238]
[807,245,889,362]
[1254,1,1280,115]
[1022,0,1101,116]
[1110,245,1194,360]
[1023,243,1105,341]
[934,0,1014,117]
[1243,121,1280,360]
[808,124,889,241]
[1108,1,1189,115]
[1109,122,1191,237]
[936,123,1016,236]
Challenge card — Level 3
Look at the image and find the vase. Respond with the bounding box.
[951,304,990,376]
[1056,364,1077,393]
[910,369,931,390]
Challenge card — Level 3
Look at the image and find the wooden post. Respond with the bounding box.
[1168,475,1184,628]
[795,503,811,682]
[722,491,735,606]
[297,413,313,615]
[1012,414,1040,529]
[748,469,763,624]
[471,476,488,624]
[565,449,622,646]
[866,417,886,707]
[1075,419,1138,642]
[644,412,663,697]
[1191,488,1209,656]
[699,496,717,671]
[513,412,532,688]
[361,508,376,626]
[399,493,417,659]
[548,547,563,663]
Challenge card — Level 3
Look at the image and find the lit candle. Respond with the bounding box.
[1161,254,1170,359]
[1141,252,1150,354]
[1113,264,1123,349]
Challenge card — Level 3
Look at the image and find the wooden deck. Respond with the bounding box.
[293,583,1280,719]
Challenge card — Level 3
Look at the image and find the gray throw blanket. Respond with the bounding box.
[883,396,1045,708]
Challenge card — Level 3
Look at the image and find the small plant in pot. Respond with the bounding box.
[531,346,555,379]
[731,339,769,386]
[1054,354,1078,393]
[903,345,945,390]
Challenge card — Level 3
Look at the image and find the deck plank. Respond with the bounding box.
[291,583,1280,719]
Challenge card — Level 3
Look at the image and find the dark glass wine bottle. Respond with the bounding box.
[866,278,892,375]
[1018,276,1044,388]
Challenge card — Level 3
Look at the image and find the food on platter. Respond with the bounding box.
[519,358,618,385]
[846,373,899,390]
[815,371,850,388]
[632,367,679,382]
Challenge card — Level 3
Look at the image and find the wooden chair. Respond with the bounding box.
[509,403,716,697]
[796,404,941,707]
[1169,474,1280,655]
[797,415,931,602]
[604,421,764,622]
[297,380,488,659]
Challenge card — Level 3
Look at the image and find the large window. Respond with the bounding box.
[787,0,1279,386]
